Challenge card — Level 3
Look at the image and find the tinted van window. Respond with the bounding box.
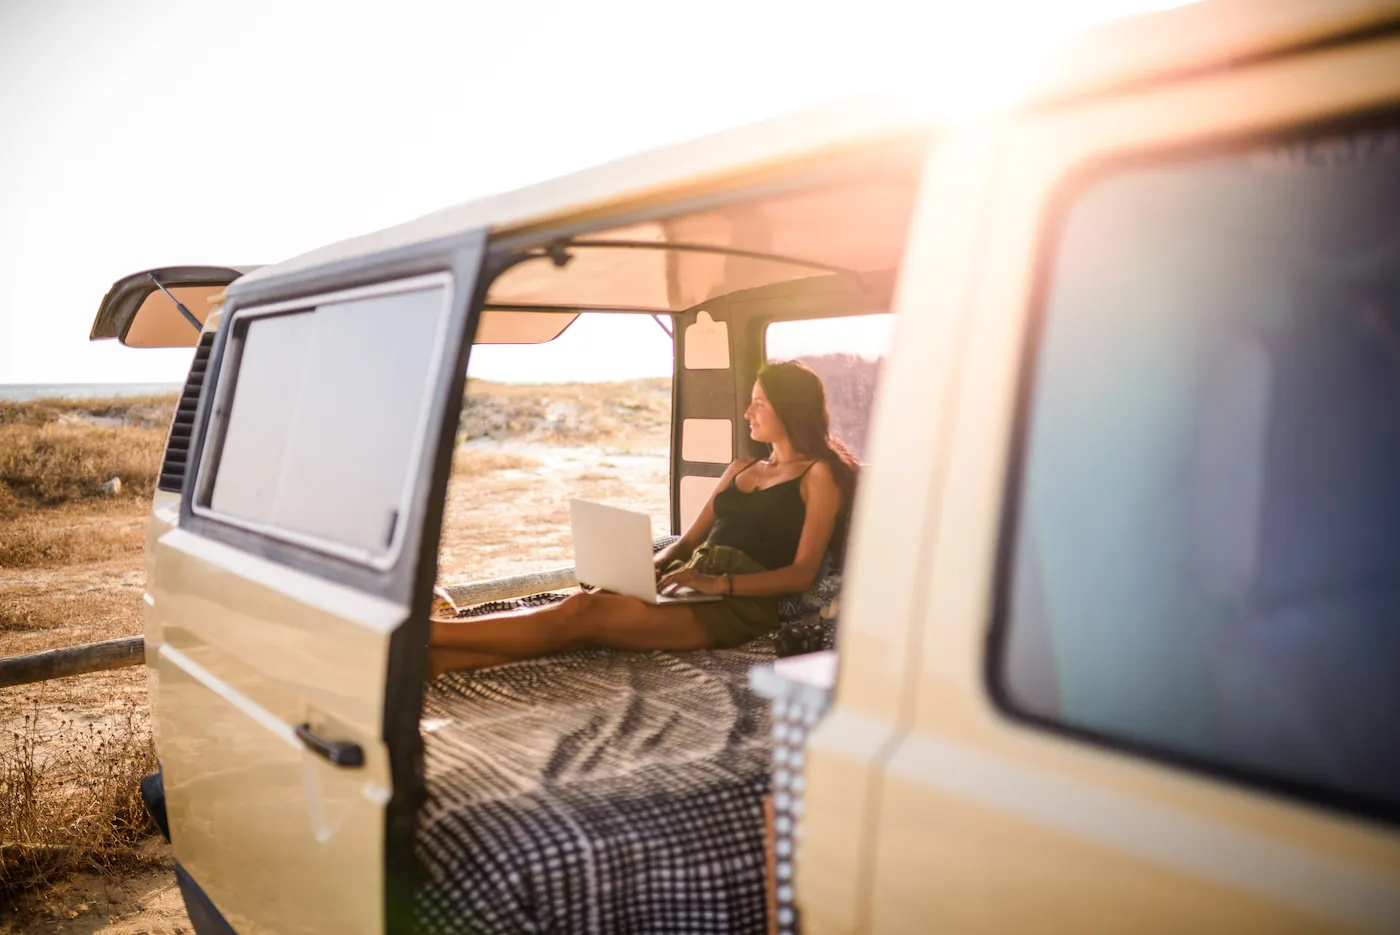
[997,122,1400,816]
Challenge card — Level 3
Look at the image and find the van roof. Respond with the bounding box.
[234,0,1399,295]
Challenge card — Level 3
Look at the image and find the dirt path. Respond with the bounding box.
[1,849,188,935]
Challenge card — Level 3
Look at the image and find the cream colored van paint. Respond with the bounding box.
[152,526,394,935]
[801,10,1400,935]
[118,3,1400,932]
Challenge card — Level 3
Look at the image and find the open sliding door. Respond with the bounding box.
[147,232,486,935]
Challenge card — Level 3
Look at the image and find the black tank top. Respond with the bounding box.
[704,460,814,570]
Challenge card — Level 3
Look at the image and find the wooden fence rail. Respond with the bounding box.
[0,636,145,688]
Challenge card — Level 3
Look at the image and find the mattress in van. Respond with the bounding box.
[414,637,777,935]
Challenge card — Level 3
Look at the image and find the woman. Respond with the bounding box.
[429,360,859,675]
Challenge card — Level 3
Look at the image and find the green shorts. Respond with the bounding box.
[663,544,781,648]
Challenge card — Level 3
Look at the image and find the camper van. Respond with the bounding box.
[91,1,1400,932]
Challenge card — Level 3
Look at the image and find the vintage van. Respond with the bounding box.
[90,1,1400,932]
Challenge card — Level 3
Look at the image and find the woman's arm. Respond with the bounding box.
[652,458,754,572]
[659,461,842,597]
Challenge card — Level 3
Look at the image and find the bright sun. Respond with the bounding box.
[872,0,1201,119]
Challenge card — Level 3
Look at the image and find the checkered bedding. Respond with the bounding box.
[413,633,780,935]
[413,545,840,935]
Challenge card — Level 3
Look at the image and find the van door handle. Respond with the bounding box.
[295,723,365,768]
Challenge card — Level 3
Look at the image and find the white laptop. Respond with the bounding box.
[569,499,722,604]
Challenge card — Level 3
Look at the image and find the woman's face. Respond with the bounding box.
[745,381,785,445]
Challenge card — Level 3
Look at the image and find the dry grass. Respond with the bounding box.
[452,449,542,477]
[0,395,167,571]
[0,423,164,509]
[0,396,174,431]
[0,396,174,520]
[0,574,145,652]
[0,502,149,572]
[0,702,161,908]
[1,590,86,637]
[0,397,175,923]
[460,378,669,449]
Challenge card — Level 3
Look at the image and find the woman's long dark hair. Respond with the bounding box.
[756,360,860,566]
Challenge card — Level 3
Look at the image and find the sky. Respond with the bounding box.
[0,0,1189,386]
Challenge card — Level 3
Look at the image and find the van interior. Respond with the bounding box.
[410,140,927,934]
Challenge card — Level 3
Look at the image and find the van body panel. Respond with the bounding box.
[799,709,902,935]
[143,309,225,720]
[1040,0,1400,107]
[872,760,1376,934]
[868,28,1400,934]
[142,489,180,717]
[231,99,929,296]
[798,128,1001,933]
[152,528,392,935]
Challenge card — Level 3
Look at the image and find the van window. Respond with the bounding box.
[996,121,1400,817]
[203,277,451,562]
[765,313,892,459]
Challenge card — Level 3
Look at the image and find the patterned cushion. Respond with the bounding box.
[776,571,842,621]
[416,640,777,934]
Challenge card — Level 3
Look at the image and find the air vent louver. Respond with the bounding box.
[157,332,214,493]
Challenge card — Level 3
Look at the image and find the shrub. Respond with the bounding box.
[0,396,174,512]
[0,703,160,906]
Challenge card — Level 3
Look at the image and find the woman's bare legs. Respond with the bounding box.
[429,647,525,674]
[428,591,711,676]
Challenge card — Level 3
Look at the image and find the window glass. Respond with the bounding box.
[998,121,1400,814]
[273,289,446,552]
[209,311,311,524]
[765,313,892,459]
[208,279,449,560]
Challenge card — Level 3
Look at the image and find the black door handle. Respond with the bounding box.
[295,723,365,768]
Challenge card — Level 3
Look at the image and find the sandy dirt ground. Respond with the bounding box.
[5,859,189,934]
[1,438,668,932]
[439,440,669,581]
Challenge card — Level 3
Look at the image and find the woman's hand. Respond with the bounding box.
[657,567,728,596]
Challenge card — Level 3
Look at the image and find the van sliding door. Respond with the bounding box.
[148,232,486,935]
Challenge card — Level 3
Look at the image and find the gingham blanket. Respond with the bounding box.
[413,635,780,935]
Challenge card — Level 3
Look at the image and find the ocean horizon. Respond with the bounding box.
[0,382,183,402]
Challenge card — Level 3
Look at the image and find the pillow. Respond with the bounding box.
[777,571,842,622]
